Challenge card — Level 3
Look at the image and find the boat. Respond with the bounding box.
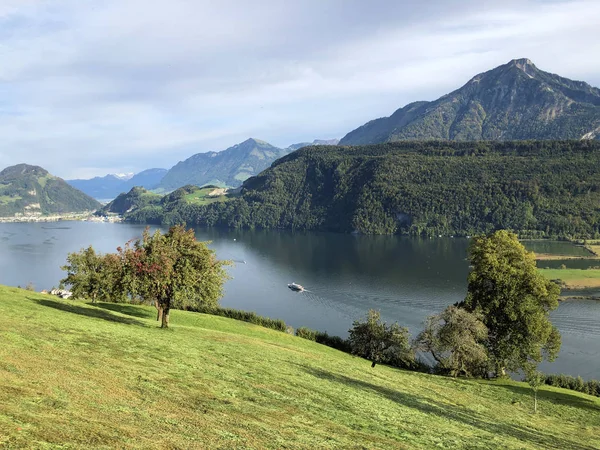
[287,282,305,292]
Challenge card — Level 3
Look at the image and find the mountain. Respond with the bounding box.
[340,59,600,145]
[67,174,127,200]
[122,168,167,192]
[125,140,600,239]
[0,164,101,217]
[286,138,340,152]
[99,186,162,216]
[157,138,290,191]
[67,168,167,200]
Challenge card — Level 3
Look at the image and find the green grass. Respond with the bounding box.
[539,268,600,289]
[1,286,599,449]
[184,187,230,205]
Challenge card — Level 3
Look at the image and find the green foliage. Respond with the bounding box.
[348,309,415,369]
[295,327,352,353]
[463,231,561,376]
[121,225,230,327]
[60,226,230,328]
[193,305,288,332]
[544,374,600,397]
[415,306,488,377]
[60,246,126,302]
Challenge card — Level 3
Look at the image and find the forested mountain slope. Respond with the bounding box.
[123,141,600,239]
[0,164,100,217]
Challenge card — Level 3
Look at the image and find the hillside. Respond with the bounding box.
[132,140,600,238]
[1,285,598,448]
[340,59,600,145]
[99,186,162,215]
[67,168,167,200]
[0,164,100,217]
[99,185,233,225]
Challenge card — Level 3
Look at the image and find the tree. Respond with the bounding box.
[463,230,561,377]
[525,368,544,413]
[415,306,488,377]
[122,225,230,328]
[61,246,126,303]
[348,310,414,368]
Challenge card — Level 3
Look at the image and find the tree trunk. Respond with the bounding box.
[161,306,170,328]
[371,361,376,368]
[155,300,163,322]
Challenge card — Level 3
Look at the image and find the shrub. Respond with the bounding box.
[543,373,600,398]
[348,310,414,369]
[296,327,317,341]
[193,305,288,332]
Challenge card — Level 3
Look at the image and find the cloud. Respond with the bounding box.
[0,0,598,178]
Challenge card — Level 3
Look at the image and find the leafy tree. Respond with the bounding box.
[121,225,230,328]
[463,230,561,376]
[61,246,126,302]
[415,306,488,377]
[348,310,414,368]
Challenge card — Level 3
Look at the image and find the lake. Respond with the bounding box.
[0,221,598,379]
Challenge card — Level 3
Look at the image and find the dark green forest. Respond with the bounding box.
[112,140,600,239]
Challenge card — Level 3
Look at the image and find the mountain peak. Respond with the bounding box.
[0,163,49,178]
[509,58,535,68]
[340,59,600,144]
[241,138,270,146]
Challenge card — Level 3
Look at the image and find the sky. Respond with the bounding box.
[0,0,598,179]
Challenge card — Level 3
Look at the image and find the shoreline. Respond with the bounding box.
[0,212,121,223]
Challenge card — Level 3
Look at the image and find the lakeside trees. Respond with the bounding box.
[348,310,414,369]
[60,225,229,328]
[462,231,561,376]
[415,306,488,377]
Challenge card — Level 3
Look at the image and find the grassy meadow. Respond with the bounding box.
[1,285,599,449]
[184,187,230,206]
[538,268,600,289]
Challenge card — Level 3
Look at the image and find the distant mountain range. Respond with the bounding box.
[67,168,167,200]
[340,59,600,145]
[0,164,100,217]
[157,138,288,191]
[68,139,339,200]
[157,138,340,192]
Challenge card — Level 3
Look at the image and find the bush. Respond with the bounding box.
[296,327,317,341]
[543,373,600,398]
[295,327,352,353]
[193,305,288,332]
[348,310,415,369]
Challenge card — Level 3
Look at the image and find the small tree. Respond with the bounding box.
[525,367,544,413]
[122,225,230,328]
[463,230,561,377]
[348,310,414,368]
[61,246,126,302]
[415,306,488,377]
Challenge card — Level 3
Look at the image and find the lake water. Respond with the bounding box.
[0,222,598,380]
